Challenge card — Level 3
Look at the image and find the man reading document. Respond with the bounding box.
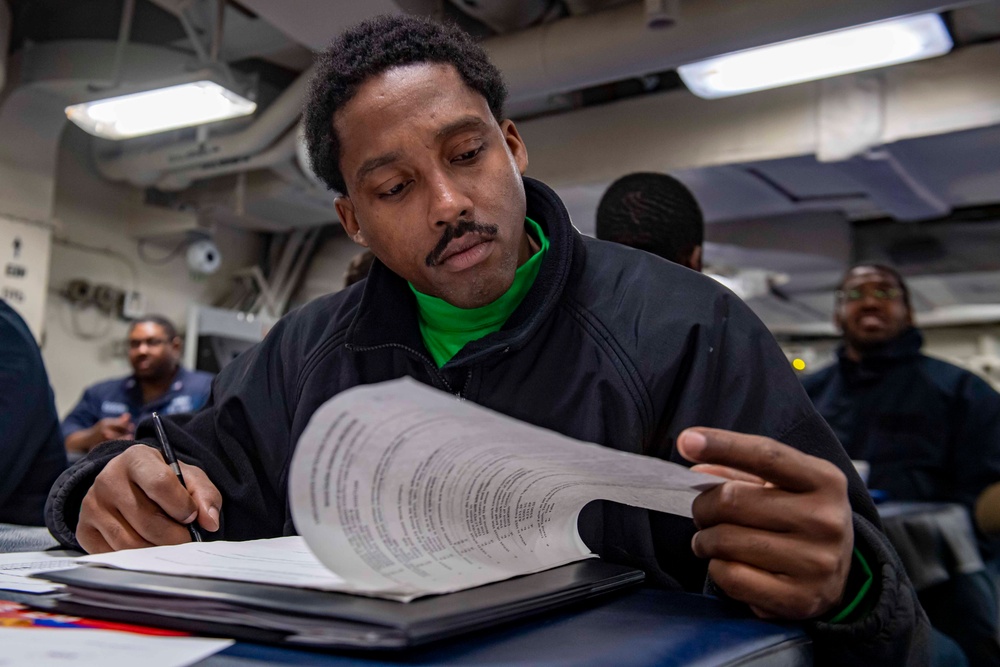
[46,15,928,664]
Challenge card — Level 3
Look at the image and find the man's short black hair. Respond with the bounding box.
[304,14,508,195]
[128,315,179,341]
[838,263,913,311]
[595,172,704,266]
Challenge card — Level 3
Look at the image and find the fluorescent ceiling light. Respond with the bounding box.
[66,81,257,140]
[678,13,953,99]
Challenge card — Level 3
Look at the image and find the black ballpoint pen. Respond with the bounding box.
[151,412,203,543]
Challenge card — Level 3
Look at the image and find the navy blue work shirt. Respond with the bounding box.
[61,367,214,438]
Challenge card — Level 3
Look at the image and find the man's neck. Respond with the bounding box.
[518,224,540,266]
[843,344,863,363]
[139,369,177,405]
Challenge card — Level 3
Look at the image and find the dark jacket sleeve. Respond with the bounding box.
[0,303,66,525]
[637,281,931,666]
[946,369,1000,558]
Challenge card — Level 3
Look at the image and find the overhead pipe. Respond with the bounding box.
[95,63,316,186]
[155,123,299,190]
[485,0,971,109]
[97,0,968,188]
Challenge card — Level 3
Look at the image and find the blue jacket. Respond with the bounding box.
[47,178,928,665]
[0,300,67,525]
[61,367,213,438]
[802,327,1000,560]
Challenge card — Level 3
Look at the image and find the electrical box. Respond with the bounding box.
[183,305,276,374]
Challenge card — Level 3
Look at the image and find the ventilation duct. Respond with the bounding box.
[95,64,316,187]
[0,40,192,222]
[484,0,968,113]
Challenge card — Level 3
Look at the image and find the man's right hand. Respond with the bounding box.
[96,413,135,441]
[77,445,222,554]
[66,413,136,454]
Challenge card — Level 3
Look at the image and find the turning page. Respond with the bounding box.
[288,378,719,600]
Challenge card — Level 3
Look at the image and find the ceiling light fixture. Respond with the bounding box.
[66,79,256,140]
[678,13,953,100]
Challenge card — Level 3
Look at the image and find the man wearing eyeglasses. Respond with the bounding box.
[803,263,1000,666]
[61,315,213,456]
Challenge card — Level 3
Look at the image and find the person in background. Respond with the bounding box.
[0,299,67,525]
[61,315,213,456]
[344,249,376,288]
[802,263,1000,667]
[595,172,704,271]
[47,16,929,664]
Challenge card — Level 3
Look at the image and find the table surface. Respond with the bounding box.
[876,501,984,591]
[1,523,811,667]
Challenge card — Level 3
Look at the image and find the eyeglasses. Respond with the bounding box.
[835,287,903,302]
[128,337,170,350]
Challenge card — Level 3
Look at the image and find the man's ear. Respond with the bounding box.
[500,119,528,175]
[687,245,703,272]
[335,196,368,247]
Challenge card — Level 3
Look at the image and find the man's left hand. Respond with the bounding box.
[678,427,853,621]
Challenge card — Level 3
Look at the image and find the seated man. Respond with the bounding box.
[47,16,928,664]
[61,315,213,456]
[595,171,704,271]
[802,263,1000,666]
[0,299,67,525]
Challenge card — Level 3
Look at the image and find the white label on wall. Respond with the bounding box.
[0,215,52,343]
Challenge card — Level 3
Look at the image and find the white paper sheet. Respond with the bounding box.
[80,379,720,602]
[80,536,344,588]
[0,551,79,593]
[0,627,233,667]
[289,378,720,599]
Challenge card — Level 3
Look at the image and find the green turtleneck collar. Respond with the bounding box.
[409,217,549,367]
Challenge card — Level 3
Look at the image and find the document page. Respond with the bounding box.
[80,536,345,589]
[289,378,720,600]
[0,550,79,593]
[0,627,233,667]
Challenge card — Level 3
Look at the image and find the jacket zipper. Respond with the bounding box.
[345,342,458,396]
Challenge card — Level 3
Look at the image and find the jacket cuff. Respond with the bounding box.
[43,439,137,550]
[806,513,932,664]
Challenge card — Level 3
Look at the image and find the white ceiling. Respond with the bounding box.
[2,0,999,333]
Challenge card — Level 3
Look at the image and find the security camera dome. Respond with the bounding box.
[187,238,222,275]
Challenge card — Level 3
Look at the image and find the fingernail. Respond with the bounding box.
[208,506,220,531]
[690,532,702,557]
[183,511,198,525]
[681,430,707,457]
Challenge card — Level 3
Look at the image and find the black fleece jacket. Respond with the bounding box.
[803,327,1000,562]
[47,177,930,665]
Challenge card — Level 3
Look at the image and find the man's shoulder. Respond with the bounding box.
[83,375,132,397]
[918,353,999,399]
[800,363,838,393]
[578,237,730,306]
[178,368,214,391]
[284,287,360,333]
[255,287,363,363]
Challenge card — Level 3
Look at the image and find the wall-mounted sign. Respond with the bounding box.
[0,215,52,343]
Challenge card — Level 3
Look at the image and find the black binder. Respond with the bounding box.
[36,560,644,650]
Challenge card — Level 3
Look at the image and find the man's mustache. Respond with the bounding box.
[425,220,499,267]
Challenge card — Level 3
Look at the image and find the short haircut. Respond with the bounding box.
[304,14,508,195]
[128,315,178,341]
[838,263,913,311]
[595,172,704,266]
[344,250,376,288]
